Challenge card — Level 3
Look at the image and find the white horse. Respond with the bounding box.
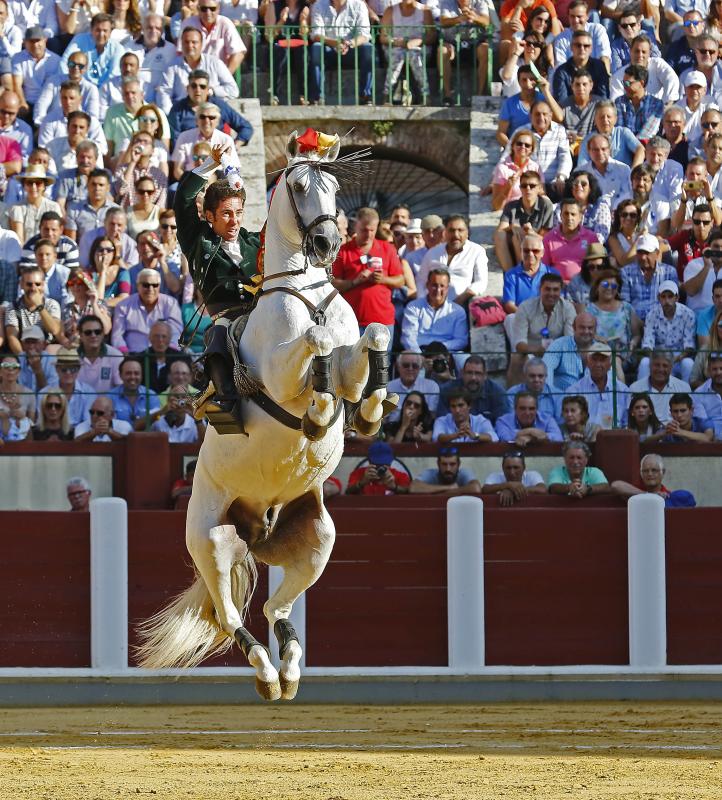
[138,130,392,700]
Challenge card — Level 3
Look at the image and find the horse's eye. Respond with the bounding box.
[293,181,304,192]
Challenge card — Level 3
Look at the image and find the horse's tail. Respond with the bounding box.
[135,553,258,669]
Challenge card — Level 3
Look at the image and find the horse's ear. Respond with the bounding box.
[286,130,299,161]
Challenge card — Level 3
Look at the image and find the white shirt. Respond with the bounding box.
[417,240,488,300]
[609,58,680,105]
[37,109,108,155]
[124,39,178,106]
[11,49,62,105]
[155,53,239,114]
[483,469,545,487]
[683,257,722,312]
[628,375,692,422]
[74,417,132,441]
[151,413,199,443]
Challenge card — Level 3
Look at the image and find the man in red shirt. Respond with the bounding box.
[332,207,404,346]
[667,203,713,280]
[346,441,411,496]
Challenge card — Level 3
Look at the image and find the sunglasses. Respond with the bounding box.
[137,115,157,123]
[198,114,219,121]
[97,246,115,254]
[68,61,87,68]
[684,18,703,25]
[89,409,106,417]
[136,188,155,195]
[619,21,638,28]
[140,282,161,288]
[514,141,533,148]
[620,211,638,218]
[702,121,719,129]
[58,365,79,373]
[522,248,542,254]
[622,79,638,87]
[45,401,63,409]
[524,39,541,48]
[520,182,539,189]
[161,223,177,230]
[693,218,712,225]
[189,81,208,89]
[0,362,19,369]
[81,328,103,335]
[200,4,217,9]
[573,42,592,48]
[572,180,589,187]
[698,48,717,55]
[66,279,84,287]
[24,179,45,186]
[600,280,618,289]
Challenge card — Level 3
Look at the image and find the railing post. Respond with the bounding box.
[628,494,667,667]
[447,496,485,668]
[90,497,128,671]
[268,565,306,667]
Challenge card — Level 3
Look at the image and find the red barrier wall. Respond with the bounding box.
[0,512,90,667]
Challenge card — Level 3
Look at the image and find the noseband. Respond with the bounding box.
[284,160,339,268]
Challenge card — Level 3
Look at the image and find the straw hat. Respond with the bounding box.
[17,164,55,186]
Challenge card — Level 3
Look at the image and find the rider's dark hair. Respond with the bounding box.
[203,178,246,214]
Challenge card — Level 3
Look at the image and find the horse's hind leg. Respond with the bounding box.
[254,492,335,700]
[187,515,281,701]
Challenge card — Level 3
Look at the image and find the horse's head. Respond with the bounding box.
[280,128,342,268]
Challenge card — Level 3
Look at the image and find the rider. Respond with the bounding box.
[175,143,261,434]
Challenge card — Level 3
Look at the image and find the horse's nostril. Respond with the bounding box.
[313,234,332,255]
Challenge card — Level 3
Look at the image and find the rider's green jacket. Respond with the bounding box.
[174,170,261,310]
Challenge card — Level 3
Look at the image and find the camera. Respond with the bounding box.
[432,357,448,373]
[376,465,387,476]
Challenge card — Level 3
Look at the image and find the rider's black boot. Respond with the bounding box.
[205,353,247,435]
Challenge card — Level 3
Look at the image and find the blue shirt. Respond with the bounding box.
[432,412,499,443]
[578,125,641,167]
[109,384,161,423]
[565,371,630,428]
[19,353,56,394]
[507,381,561,419]
[437,377,510,423]
[614,93,665,140]
[542,335,587,390]
[696,305,717,336]
[662,416,714,442]
[401,297,469,352]
[502,263,558,308]
[494,410,563,442]
[693,379,722,439]
[610,36,661,74]
[62,34,125,87]
[167,96,254,146]
[499,91,543,137]
[619,263,678,321]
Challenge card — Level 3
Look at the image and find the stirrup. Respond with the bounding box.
[191,381,216,421]
[191,380,247,435]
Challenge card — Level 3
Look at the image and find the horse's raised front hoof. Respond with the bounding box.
[302,412,327,441]
[382,392,399,417]
[352,407,382,436]
[255,677,282,701]
[280,675,300,701]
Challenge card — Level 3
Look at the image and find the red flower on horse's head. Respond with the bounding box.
[296,128,320,153]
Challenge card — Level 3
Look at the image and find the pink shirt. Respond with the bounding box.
[492,156,543,205]
[181,16,246,61]
[542,225,599,283]
[0,134,22,165]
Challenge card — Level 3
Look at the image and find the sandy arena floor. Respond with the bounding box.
[1,702,721,799]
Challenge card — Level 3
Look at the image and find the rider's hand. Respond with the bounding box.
[210,143,231,166]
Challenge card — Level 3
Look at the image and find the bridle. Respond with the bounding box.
[264,159,340,283]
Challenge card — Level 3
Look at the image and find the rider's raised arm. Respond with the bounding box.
[173,156,220,263]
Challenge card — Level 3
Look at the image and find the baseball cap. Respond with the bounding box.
[420,214,443,230]
[659,279,679,295]
[635,233,660,252]
[20,325,45,341]
[588,341,612,356]
[368,441,394,466]
[406,218,422,234]
[684,70,707,88]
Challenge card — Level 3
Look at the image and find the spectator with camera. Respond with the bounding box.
[495,390,563,445]
[401,268,469,354]
[62,267,111,347]
[420,342,457,389]
[150,384,202,443]
[481,450,546,506]
[681,229,722,313]
[548,440,611,497]
[436,355,509,424]
[409,446,482,495]
[346,441,411,496]
[432,390,498,444]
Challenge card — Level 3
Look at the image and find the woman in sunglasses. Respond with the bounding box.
[114,130,168,210]
[499,29,552,97]
[383,390,434,444]
[0,354,34,441]
[555,169,611,243]
[90,235,130,308]
[587,269,642,380]
[491,128,543,211]
[31,391,74,441]
[63,267,111,346]
[608,198,644,268]
[171,101,239,182]
[126,175,162,239]
[116,104,170,171]
[567,243,613,312]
